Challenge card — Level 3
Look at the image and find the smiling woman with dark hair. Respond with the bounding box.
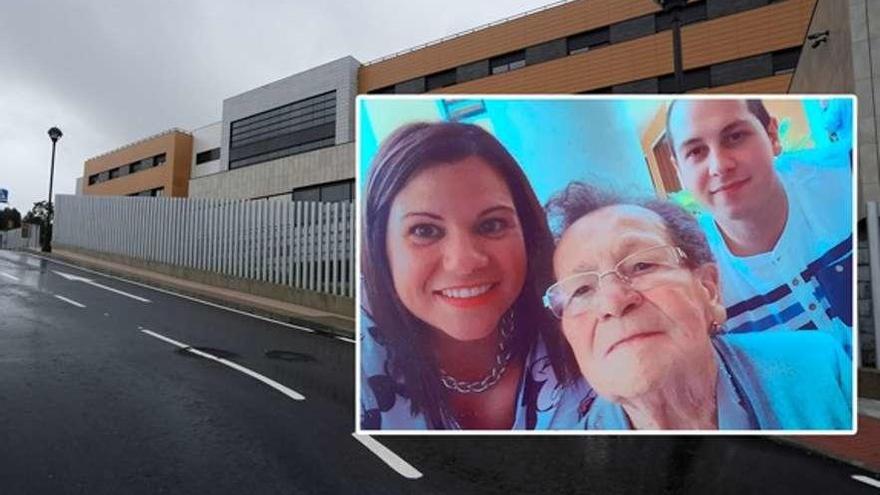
[360,121,581,430]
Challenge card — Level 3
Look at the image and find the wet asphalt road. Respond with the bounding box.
[1,249,878,494]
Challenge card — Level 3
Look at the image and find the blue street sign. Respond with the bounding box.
[0,189,7,203]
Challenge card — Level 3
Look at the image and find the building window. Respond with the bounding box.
[131,158,149,173]
[369,85,396,95]
[426,69,457,91]
[656,1,708,31]
[195,147,221,164]
[108,167,120,179]
[88,174,98,185]
[229,90,336,170]
[153,153,166,167]
[292,179,354,203]
[128,187,164,197]
[658,67,711,93]
[567,27,610,55]
[490,51,526,75]
[772,47,801,75]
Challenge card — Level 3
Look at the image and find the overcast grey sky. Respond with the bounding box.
[0,0,554,213]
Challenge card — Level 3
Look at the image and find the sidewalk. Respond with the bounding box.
[35,248,355,338]
[780,398,880,473]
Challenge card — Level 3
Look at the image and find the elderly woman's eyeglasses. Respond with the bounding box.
[543,245,688,319]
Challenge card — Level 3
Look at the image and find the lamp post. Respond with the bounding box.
[655,0,687,93]
[43,126,62,252]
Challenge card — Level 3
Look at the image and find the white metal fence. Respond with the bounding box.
[54,194,354,298]
[0,224,41,250]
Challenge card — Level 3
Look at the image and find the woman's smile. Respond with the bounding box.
[435,282,500,308]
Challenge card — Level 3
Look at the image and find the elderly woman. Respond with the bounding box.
[360,122,580,430]
[544,182,852,430]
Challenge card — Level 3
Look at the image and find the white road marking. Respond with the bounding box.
[852,474,880,488]
[139,327,305,401]
[54,294,86,308]
[351,433,423,480]
[1,272,20,281]
[53,270,151,303]
[31,255,325,335]
[335,336,356,344]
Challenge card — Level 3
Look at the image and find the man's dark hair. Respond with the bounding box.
[545,181,715,268]
[665,99,772,158]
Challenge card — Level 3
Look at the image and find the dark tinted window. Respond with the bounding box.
[426,69,457,91]
[773,47,801,74]
[656,1,707,31]
[567,27,610,55]
[292,180,354,203]
[196,148,221,164]
[230,91,336,169]
[490,51,526,75]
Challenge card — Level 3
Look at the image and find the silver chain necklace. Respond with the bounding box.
[439,312,515,394]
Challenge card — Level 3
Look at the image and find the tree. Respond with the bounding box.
[23,200,52,225]
[23,201,53,249]
[0,207,21,231]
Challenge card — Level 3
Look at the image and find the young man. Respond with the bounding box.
[666,99,853,356]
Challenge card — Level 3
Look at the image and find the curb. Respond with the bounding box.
[34,250,355,339]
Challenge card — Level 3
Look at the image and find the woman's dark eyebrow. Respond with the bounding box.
[403,211,443,220]
[477,205,516,217]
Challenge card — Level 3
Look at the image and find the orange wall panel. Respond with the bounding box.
[433,33,673,94]
[361,0,815,95]
[681,0,815,69]
[359,0,663,92]
[83,131,193,197]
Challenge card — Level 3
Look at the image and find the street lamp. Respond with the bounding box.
[43,126,62,252]
[655,0,687,93]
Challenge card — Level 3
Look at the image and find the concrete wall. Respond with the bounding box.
[219,56,360,173]
[850,0,880,218]
[188,142,354,199]
[190,122,222,179]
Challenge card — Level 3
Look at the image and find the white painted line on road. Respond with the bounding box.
[31,255,326,335]
[139,327,306,401]
[335,336,356,344]
[852,474,880,488]
[54,270,151,303]
[351,433,423,480]
[54,294,86,308]
[1,272,20,281]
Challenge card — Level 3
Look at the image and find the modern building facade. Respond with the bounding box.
[360,0,814,96]
[187,56,358,202]
[82,129,193,198]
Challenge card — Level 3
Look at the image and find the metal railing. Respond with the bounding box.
[363,0,575,66]
[54,195,354,298]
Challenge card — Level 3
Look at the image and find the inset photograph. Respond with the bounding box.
[357,96,855,433]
